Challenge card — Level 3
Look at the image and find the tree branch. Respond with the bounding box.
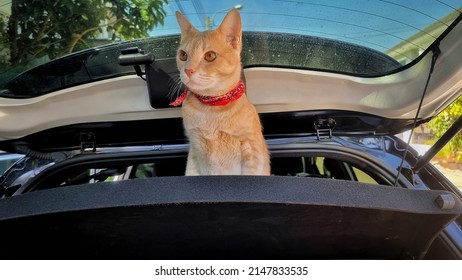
[65,18,122,53]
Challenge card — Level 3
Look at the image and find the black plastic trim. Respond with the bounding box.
[0,176,460,259]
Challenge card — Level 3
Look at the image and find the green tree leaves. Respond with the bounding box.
[2,0,167,66]
[427,96,462,161]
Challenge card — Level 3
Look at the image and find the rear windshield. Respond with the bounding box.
[0,32,400,98]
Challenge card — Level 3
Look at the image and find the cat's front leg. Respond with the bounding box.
[241,140,270,175]
[185,149,201,175]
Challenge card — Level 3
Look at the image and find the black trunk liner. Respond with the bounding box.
[0,176,460,259]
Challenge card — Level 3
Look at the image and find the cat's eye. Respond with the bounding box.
[178,50,188,61]
[204,51,217,62]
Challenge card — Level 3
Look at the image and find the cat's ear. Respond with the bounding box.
[176,11,199,40]
[217,9,242,49]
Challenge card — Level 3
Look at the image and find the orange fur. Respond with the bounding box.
[175,9,270,175]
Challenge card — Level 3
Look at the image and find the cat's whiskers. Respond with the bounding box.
[168,74,185,100]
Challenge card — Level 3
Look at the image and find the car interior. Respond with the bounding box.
[1,146,461,259]
[15,154,384,193]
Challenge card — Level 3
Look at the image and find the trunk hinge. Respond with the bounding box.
[399,167,416,186]
[314,118,336,140]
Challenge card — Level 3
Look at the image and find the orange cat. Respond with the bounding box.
[172,9,270,175]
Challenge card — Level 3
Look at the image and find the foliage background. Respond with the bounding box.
[0,0,167,68]
[427,96,462,162]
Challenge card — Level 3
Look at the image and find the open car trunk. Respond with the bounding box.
[0,176,460,259]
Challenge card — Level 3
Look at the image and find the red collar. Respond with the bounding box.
[170,80,245,107]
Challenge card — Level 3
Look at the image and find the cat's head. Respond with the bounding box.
[175,9,242,97]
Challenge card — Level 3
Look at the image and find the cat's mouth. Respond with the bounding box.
[180,74,200,87]
[180,76,216,96]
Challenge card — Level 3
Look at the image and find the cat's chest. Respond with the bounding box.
[181,96,247,138]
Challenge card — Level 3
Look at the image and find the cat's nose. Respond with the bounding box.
[184,68,195,78]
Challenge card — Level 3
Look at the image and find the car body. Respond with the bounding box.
[0,0,461,259]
